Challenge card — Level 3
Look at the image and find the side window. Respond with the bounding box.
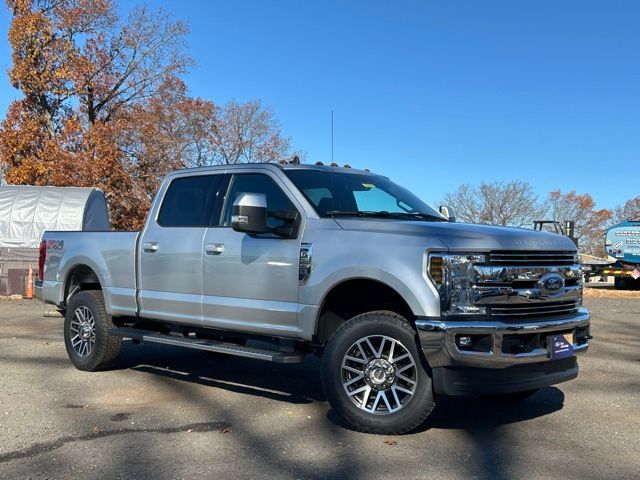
[158,175,223,227]
[222,174,296,229]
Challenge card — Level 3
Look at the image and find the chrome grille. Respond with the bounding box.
[478,250,582,319]
[489,300,580,318]
[488,251,578,266]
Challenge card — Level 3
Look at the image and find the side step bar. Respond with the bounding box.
[110,327,305,364]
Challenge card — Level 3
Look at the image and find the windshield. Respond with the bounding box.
[284,169,446,221]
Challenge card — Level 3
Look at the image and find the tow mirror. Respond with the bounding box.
[439,205,456,222]
[231,193,267,234]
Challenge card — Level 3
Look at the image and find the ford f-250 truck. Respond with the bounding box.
[36,163,591,434]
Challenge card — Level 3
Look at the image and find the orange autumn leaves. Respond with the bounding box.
[1,0,190,229]
[547,190,613,257]
[1,1,295,230]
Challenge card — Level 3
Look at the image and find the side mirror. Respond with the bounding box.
[439,205,456,222]
[231,193,267,234]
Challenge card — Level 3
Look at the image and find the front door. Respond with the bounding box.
[202,172,303,336]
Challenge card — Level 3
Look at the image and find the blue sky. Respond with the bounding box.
[1,1,638,210]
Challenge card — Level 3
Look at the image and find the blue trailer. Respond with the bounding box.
[603,220,640,289]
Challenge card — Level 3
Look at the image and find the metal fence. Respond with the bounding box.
[0,247,39,297]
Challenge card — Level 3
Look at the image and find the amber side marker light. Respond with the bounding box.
[429,256,444,285]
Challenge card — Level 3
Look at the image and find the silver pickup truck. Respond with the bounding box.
[37,163,590,434]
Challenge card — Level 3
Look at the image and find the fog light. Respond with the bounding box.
[455,334,492,352]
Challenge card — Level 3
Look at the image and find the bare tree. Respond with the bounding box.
[210,100,294,165]
[443,180,544,227]
[613,196,640,223]
[75,6,193,126]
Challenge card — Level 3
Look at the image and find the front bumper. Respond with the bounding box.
[416,308,590,395]
[433,357,579,396]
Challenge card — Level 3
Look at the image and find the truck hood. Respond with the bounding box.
[333,218,577,252]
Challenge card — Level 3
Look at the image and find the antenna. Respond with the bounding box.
[330,109,335,217]
[331,109,334,165]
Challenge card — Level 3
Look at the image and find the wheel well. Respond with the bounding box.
[64,265,101,304]
[315,279,414,344]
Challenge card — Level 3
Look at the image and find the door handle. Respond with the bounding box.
[205,243,225,255]
[143,241,159,253]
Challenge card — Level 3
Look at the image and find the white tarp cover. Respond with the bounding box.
[0,186,109,247]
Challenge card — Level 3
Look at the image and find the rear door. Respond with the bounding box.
[201,171,303,336]
[138,173,225,325]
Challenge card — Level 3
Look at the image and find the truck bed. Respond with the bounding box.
[39,231,140,316]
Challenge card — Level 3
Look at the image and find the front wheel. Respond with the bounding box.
[322,311,435,434]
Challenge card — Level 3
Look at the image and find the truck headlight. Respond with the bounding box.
[428,253,486,316]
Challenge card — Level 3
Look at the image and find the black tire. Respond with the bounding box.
[322,311,435,435]
[64,290,122,371]
[614,276,627,290]
[614,276,640,290]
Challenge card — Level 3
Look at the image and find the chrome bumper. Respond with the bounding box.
[416,308,590,369]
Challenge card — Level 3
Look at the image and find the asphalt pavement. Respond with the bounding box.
[0,297,638,479]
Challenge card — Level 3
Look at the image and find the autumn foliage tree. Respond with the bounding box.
[119,76,218,216]
[0,0,298,229]
[443,181,614,256]
[544,190,612,256]
[0,0,191,228]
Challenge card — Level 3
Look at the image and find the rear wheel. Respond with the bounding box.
[614,276,640,290]
[322,311,435,435]
[64,290,122,371]
[614,276,627,290]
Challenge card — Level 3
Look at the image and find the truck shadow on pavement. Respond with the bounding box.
[117,341,566,432]
[326,387,565,433]
[423,387,564,430]
[0,340,568,480]
[119,343,566,479]
[118,341,326,404]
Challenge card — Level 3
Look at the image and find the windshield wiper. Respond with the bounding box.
[385,212,447,222]
[326,210,393,218]
[326,211,446,221]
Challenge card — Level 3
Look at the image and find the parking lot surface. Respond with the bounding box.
[0,296,638,479]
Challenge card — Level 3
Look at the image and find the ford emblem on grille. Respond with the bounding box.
[538,272,565,295]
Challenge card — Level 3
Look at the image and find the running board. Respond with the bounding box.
[110,327,305,364]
